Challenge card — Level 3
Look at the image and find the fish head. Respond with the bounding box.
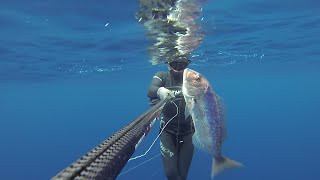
[183,68,209,97]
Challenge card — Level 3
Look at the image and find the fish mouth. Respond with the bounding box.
[183,68,188,87]
[183,68,190,81]
[182,68,194,98]
[183,68,193,82]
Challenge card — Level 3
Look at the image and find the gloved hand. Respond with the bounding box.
[157,87,175,100]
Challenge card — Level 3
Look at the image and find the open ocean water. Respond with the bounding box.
[0,0,319,179]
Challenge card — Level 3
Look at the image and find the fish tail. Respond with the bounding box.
[211,156,243,179]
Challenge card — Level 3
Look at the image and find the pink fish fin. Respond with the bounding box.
[197,99,206,118]
[184,97,195,118]
[211,156,243,179]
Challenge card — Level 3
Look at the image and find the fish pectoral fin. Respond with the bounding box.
[184,106,190,118]
[211,156,243,179]
[199,106,206,118]
[184,98,195,118]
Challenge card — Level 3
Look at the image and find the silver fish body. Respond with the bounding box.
[182,68,242,178]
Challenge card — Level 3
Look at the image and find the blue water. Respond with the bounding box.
[1,0,319,179]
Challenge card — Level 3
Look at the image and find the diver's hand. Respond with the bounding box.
[157,87,175,100]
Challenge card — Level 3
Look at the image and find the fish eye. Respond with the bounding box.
[195,76,201,82]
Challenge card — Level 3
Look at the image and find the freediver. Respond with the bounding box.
[147,55,195,180]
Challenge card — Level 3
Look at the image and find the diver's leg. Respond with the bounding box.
[178,133,194,180]
[160,131,180,180]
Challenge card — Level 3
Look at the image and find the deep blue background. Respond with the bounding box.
[0,0,319,179]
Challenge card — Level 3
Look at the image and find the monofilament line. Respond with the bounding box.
[128,101,179,161]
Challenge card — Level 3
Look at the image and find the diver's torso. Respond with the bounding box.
[160,71,195,136]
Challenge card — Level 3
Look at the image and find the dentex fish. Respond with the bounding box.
[182,68,242,178]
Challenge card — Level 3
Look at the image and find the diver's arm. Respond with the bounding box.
[147,72,164,99]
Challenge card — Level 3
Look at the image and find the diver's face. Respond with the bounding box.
[169,61,189,72]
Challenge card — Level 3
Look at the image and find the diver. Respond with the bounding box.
[147,55,195,180]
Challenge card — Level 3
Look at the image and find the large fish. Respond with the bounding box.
[182,68,242,178]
